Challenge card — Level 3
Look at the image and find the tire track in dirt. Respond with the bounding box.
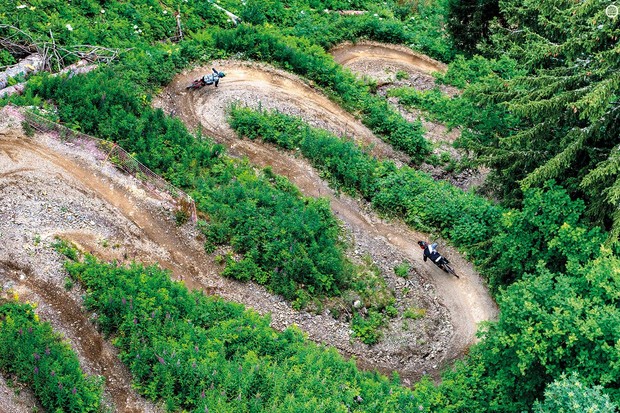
[0,260,143,413]
[331,41,447,76]
[155,55,498,378]
[0,131,168,413]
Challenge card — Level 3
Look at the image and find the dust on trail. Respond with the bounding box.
[155,55,498,379]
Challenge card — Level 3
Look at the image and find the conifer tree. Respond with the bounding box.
[445,0,500,54]
[463,0,620,239]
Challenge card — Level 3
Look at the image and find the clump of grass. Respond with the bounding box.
[394,261,411,278]
[404,307,426,320]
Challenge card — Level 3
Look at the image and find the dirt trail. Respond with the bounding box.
[0,130,164,413]
[163,61,411,166]
[0,260,144,413]
[155,56,498,378]
[332,41,487,190]
[331,41,447,76]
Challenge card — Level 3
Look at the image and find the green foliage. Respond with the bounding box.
[64,256,432,412]
[457,0,620,239]
[228,106,502,261]
[393,261,411,278]
[403,307,425,320]
[0,49,16,66]
[384,305,398,318]
[174,209,189,226]
[445,0,499,54]
[0,300,102,412]
[6,0,619,410]
[351,310,385,345]
[0,0,228,52]
[420,251,620,411]
[229,105,387,198]
[21,120,35,137]
[63,277,74,291]
[214,25,430,161]
[395,70,409,80]
[195,161,350,300]
[435,54,523,88]
[479,182,606,289]
[533,373,617,413]
[350,255,395,313]
[52,237,79,261]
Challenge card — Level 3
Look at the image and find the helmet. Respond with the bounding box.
[417,241,427,249]
[218,71,226,77]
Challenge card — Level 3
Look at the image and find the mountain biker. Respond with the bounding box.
[202,67,226,87]
[418,241,448,269]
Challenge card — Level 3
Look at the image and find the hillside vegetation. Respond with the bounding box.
[1,0,619,412]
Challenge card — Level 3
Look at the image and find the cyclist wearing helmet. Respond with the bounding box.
[203,67,226,87]
[418,241,445,266]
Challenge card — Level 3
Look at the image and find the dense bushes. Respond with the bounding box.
[0,300,102,412]
[228,104,620,411]
[194,159,349,300]
[64,254,429,412]
[0,0,230,52]
[228,107,605,292]
[214,24,430,161]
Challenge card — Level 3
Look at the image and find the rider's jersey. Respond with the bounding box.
[202,74,218,84]
[424,245,443,263]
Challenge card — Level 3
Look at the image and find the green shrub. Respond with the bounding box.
[64,255,429,412]
[21,121,35,137]
[0,300,102,412]
[395,70,409,80]
[384,305,398,318]
[403,307,426,320]
[394,261,411,278]
[533,373,617,413]
[351,310,385,345]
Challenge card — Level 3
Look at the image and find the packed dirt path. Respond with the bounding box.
[162,60,411,166]
[332,41,487,189]
[331,41,447,77]
[155,58,498,380]
[0,123,163,413]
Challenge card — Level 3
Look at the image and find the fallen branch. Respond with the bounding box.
[1,25,129,73]
[210,2,241,25]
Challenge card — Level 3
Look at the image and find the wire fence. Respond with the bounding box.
[11,105,197,222]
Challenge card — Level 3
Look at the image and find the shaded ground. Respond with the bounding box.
[155,56,497,382]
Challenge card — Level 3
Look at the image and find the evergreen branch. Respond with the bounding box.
[520,129,587,190]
